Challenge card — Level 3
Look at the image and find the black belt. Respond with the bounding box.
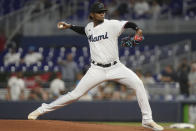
[92,60,117,68]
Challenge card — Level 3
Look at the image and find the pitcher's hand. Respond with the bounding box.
[57,22,71,30]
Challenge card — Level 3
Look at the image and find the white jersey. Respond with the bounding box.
[4,52,21,65]
[35,19,153,124]
[8,76,25,101]
[85,19,127,64]
[24,52,42,65]
[50,78,65,97]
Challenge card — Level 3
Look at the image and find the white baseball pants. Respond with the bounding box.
[37,62,152,122]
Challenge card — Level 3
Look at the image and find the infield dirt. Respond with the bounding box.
[0,120,175,131]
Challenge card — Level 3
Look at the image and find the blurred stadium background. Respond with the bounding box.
[0,0,196,124]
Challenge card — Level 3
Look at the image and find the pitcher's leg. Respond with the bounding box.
[114,66,152,123]
[116,66,164,130]
[28,67,106,119]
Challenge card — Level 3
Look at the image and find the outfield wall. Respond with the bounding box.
[0,101,182,122]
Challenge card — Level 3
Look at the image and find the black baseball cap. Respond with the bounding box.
[90,2,107,13]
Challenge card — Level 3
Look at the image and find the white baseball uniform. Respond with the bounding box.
[8,76,25,101]
[36,19,152,123]
[50,78,66,97]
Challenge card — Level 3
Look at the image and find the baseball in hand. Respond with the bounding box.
[58,22,71,29]
[59,24,64,28]
[57,22,66,29]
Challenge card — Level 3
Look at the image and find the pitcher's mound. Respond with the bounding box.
[0,120,171,131]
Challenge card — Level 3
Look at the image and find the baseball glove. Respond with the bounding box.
[120,35,144,47]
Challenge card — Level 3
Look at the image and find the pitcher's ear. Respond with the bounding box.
[89,13,94,20]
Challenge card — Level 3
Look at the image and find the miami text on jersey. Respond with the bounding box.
[88,32,108,42]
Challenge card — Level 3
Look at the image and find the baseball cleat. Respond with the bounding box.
[28,109,41,120]
[142,121,164,131]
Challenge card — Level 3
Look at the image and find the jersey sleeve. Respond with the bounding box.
[70,25,86,35]
[8,78,13,87]
[84,26,88,36]
[110,20,128,37]
[19,79,25,89]
[84,23,91,36]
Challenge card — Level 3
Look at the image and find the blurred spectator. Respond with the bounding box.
[103,82,115,100]
[21,46,43,65]
[6,72,25,101]
[0,29,6,52]
[115,0,129,19]
[93,82,106,100]
[107,0,119,19]
[126,89,137,101]
[12,32,23,49]
[161,65,177,82]
[106,0,119,18]
[28,87,48,101]
[27,75,49,101]
[159,0,171,19]
[135,69,145,81]
[170,0,183,17]
[112,84,130,100]
[4,47,21,66]
[127,0,135,18]
[149,0,161,20]
[58,53,79,90]
[32,1,44,14]
[25,73,50,88]
[107,0,132,19]
[39,72,52,87]
[24,75,39,89]
[177,59,190,97]
[143,72,155,85]
[188,62,196,94]
[41,0,52,9]
[119,85,128,100]
[111,83,137,101]
[133,0,150,19]
[49,73,66,99]
[112,90,121,100]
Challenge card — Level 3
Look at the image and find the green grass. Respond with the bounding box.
[88,122,196,131]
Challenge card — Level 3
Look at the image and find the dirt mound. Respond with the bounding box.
[0,120,173,131]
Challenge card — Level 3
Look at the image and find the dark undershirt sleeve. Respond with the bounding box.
[70,25,86,35]
[124,22,139,31]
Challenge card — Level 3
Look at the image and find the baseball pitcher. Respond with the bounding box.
[28,2,163,131]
